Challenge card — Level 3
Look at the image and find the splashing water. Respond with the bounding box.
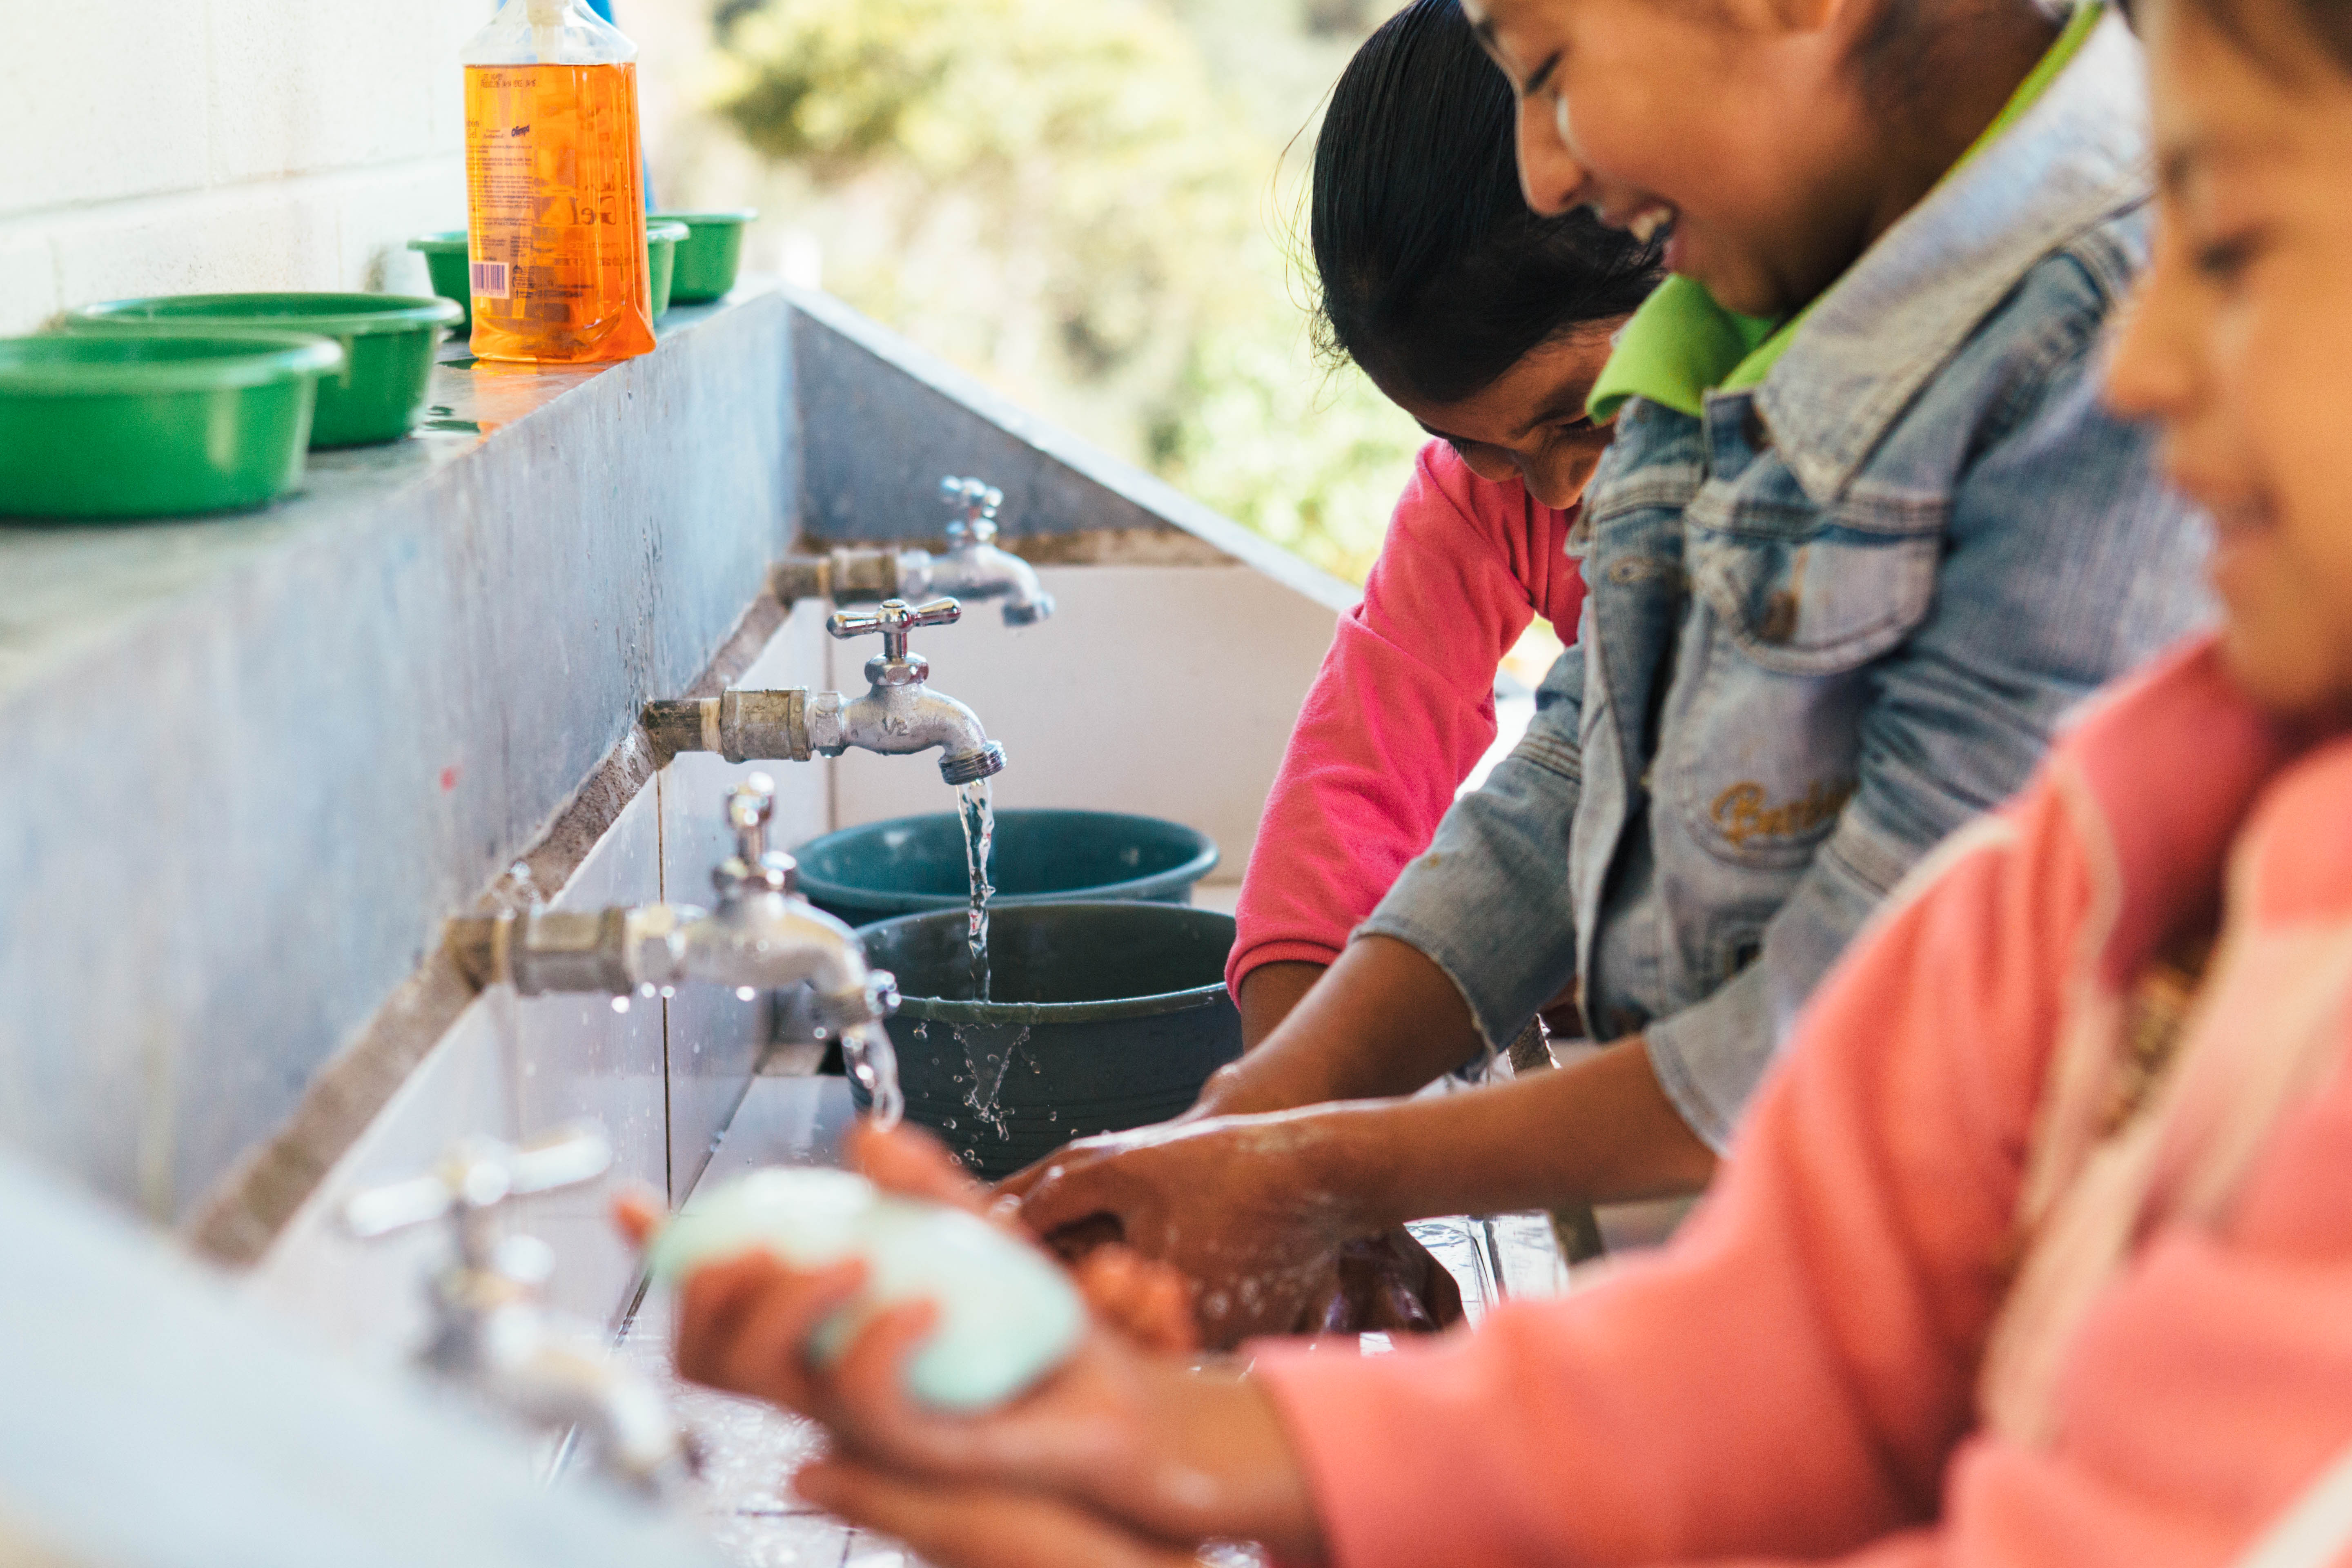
[844,1019,904,1129]
[956,779,996,1001]
[953,1022,1028,1142]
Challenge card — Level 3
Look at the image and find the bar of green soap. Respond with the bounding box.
[644,1168,1085,1411]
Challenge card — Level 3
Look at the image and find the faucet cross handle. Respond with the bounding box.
[716,773,796,900]
[725,774,776,861]
[939,476,1002,546]
[341,1123,614,1241]
[827,596,961,663]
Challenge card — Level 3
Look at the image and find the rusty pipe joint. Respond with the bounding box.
[769,546,909,606]
[641,688,813,766]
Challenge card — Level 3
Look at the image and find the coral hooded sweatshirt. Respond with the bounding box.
[1254,637,2352,1568]
[1228,441,1586,998]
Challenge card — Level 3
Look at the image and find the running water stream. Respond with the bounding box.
[844,1020,905,1130]
[957,778,996,1001]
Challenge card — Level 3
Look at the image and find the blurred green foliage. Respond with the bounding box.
[710,0,1423,582]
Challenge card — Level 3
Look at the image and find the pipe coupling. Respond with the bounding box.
[444,906,691,996]
[770,548,904,605]
[640,690,813,764]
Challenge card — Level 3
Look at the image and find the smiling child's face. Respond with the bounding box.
[1459,0,1883,318]
[2107,0,2352,722]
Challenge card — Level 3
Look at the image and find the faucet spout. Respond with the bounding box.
[918,477,1053,625]
[806,683,1006,786]
[815,596,1007,785]
[639,597,1005,785]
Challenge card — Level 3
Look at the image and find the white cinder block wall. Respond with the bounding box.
[0,0,483,335]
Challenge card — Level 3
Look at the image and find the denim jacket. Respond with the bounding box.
[1358,12,2213,1152]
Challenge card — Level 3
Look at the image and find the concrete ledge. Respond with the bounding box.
[0,289,796,1220]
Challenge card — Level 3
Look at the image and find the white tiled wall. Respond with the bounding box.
[0,0,481,334]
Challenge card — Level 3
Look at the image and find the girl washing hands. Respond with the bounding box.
[653,1,2352,1560]
[1223,0,1663,1334]
[1225,0,1659,1054]
[1000,0,2213,1348]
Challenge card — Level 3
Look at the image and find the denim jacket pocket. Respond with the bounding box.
[1667,498,1942,873]
[1684,497,1943,677]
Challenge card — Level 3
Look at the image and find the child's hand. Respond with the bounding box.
[793,1456,1203,1568]
[612,1121,1200,1352]
[995,1111,1374,1348]
[666,1245,1319,1554]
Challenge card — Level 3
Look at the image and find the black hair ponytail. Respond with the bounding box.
[1310,0,1662,406]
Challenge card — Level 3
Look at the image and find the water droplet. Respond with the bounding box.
[659,985,677,1000]
[610,996,630,1014]
[735,986,757,1002]
[943,1117,957,1129]
[637,982,657,999]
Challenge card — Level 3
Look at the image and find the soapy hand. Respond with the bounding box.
[613,1121,1197,1355]
[616,1123,1320,1557]
[996,1110,1390,1349]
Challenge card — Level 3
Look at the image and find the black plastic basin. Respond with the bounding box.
[852,902,1242,1180]
[795,808,1219,928]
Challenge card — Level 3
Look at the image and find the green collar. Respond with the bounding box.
[1588,0,2106,421]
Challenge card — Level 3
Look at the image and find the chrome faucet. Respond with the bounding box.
[443,777,904,1101]
[908,477,1056,625]
[768,474,1056,627]
[639,597,1007,786]
[340,1124,688,1495]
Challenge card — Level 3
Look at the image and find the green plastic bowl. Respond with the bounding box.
[0,333,345,521]
[64,292,461,448]
[652,209,756,303]
[647,218,690,318]
[406,231,472,330]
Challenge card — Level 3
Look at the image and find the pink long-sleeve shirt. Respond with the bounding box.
[1228,442,1587,997]
[1256,637,2352,1568]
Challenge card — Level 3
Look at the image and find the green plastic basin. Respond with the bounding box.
[652,209,755,303]
[647,218,690,318]
[794,808,1220,928]
[65,292,461,448]
[0,333,345,520]
[406,232,472,330]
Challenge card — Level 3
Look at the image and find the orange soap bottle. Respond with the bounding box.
[461,0,656,363]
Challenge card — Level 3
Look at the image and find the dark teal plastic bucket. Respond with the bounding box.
[852,902,1242,1180]
[796,808,1218,928]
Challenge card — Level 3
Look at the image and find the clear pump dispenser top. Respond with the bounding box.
[461,0,639,67]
